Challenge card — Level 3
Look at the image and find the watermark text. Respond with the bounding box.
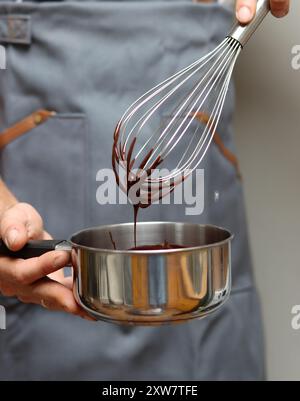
[96,167,205,216]
[291,305,300,330]
[0,305,6,330]
[0,45,6,70]
[291,45,300,70]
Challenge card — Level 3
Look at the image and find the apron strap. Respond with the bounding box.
[194,111,242,180]
[213,132,242,180]
[0,109,55,149]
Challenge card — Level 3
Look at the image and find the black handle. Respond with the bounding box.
[0,240,68,259]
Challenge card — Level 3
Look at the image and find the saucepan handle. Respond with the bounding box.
[0,240,71,259]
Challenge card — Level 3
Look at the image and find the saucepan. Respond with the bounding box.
[0,222,233,325]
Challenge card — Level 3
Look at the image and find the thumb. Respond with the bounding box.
[236,0,257,24]
[0,203,44,251]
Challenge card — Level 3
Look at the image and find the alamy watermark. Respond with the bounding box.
[96,167,205,216]
[0,45,6,70]
[0,305,6,330]
[291,305,300,330]
[291,45,300,70]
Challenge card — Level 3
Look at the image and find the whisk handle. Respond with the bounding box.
[228,0,270,47]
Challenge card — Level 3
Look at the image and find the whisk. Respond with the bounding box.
[113,0,270,205]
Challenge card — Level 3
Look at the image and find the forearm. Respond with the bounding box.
[0,179,18,213]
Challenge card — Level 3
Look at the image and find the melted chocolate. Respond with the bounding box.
[112,121,185,248]
[113,122,160,247]
[108,231,117,250]
[129,242,186,251]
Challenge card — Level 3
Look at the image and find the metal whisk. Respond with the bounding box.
[113,0,270,205]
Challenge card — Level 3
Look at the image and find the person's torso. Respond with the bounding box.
[0,0,264,380]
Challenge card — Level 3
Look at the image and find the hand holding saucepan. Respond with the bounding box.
[0,206,233,325]
[0,202,92,320]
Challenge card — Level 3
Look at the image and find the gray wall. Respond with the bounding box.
[234,1,300,380]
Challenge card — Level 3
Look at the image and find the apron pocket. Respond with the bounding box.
[0,111,88,239]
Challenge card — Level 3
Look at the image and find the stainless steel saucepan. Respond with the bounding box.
[0,222,233,325]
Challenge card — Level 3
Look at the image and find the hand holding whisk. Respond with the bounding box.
[113,0,270,205]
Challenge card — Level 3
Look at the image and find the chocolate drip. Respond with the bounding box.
[112,120,185,249]
[129,242,186,251]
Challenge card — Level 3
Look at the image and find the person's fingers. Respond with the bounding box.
[60,275,73,290]
[0,203,44,251]
[18,276,86,317]
[41,231,65,282]
[0,253,95,320]
[42,231,52,240]
[48,268,66,282]
[270,0,290,18]
[0,250,70,286]
[236,0,257,24]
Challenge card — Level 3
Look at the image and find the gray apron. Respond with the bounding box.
[0,0,265,380]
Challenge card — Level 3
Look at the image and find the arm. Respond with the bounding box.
[236,0,290,23]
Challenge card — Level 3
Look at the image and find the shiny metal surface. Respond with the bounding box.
[71,222,233,325]
[228,0,270,47]
[112,38,241,204]
[55,241,72,252]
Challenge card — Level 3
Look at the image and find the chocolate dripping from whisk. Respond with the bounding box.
[112,121,185,247]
